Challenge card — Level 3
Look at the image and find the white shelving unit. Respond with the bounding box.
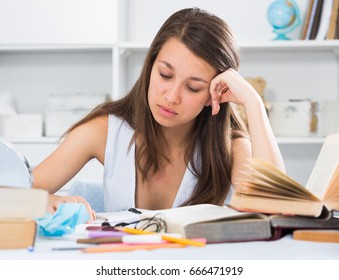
[1,0,338,187]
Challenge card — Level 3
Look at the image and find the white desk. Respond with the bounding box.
[1,234,338,260]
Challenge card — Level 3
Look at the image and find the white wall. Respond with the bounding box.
[125,0,308,43]
[0,0,117,44]
[0,51,112,114]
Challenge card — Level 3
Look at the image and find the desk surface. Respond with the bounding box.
[1,234,339,260]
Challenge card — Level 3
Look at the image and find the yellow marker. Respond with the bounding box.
[161,235,206,247]
[115,226,206,247]
[115,227,156,235]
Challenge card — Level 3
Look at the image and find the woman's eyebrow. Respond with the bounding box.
[159,60,174,70]
[188,76,208,84]
[159,60,208,84]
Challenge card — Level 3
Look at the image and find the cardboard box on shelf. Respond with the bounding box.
[44,92,110,137]
[318,101,339,136]
[47,92,110,111]
[268,101,316,137]
[45,110,89,137]
[0,114,43,138]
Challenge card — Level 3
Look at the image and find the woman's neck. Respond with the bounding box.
[161,124,193,153]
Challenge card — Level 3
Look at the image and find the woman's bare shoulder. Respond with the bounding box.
[64,115,109,162]
[72,115,108,136]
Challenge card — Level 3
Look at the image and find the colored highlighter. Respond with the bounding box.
[83,243,185,253]
[87,230,127,238]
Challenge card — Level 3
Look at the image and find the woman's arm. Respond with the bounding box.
[209,69,285,180]
[32,115,108,218]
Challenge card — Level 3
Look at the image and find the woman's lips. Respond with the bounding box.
[158,105,178,117]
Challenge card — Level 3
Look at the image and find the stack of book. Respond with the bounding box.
[0,187,48,249]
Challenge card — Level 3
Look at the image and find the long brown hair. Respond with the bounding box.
[66,8,248,206]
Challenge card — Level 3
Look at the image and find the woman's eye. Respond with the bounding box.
[160,73,171,79]
[187,85,199,93]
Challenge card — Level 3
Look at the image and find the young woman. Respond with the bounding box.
[33,8,285,220]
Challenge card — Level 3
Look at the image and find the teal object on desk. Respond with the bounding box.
[36,203,90,237]
[267,0,301,40]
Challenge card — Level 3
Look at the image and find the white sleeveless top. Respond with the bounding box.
[103,115,232,212]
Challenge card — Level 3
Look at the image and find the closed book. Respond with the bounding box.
[326,0,339,39]
[300,0,315,39]
[271,213,339,230]
[306,0,320,38]
[315,0,334,40]
[0,187,48,219]
[310,0,325,39]
[293,229,339,243]
[0,219,37,249]
[335,0,339,37]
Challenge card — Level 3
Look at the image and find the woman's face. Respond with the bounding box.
[148,37,216,130]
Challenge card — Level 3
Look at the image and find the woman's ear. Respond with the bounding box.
[205,96,212,107]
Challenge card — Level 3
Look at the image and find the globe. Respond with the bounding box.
[267,0,301,40]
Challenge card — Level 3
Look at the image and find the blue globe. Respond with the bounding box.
[267,0,301,40]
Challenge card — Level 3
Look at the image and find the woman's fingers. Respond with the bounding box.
[47,194,95,222]
[209,80,230,115]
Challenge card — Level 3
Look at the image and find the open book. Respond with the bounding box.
[139,204,339,243]
[231,133,339,217]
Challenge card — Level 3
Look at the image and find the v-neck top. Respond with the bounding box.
[103,115,232,212]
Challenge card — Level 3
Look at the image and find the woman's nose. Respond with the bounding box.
[164,84,181,104]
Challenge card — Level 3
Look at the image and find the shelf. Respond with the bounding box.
[239,40,339,52]
[116,40,339,57]
[119,40,339,49]
[276,137,325,144]
[2,40,339,54]
[9,137,60,144]
[0,44,114,53]
[7,136,325,145]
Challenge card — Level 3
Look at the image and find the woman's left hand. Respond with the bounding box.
[207,68,259,115]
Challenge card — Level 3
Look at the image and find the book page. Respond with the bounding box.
[306,133,339,198]
[141,204,261,227]
[322,165,339,210]
[94,210,145,225]
[237,158,319,201]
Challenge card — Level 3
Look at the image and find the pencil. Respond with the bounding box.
[83,243,185,253]
[52,247,91,251]
[78,234,165,244]
[161,235,206,247]
[77,237,122,244]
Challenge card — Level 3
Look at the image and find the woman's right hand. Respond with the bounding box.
[208,68,260,115]
[48,194,95,222]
